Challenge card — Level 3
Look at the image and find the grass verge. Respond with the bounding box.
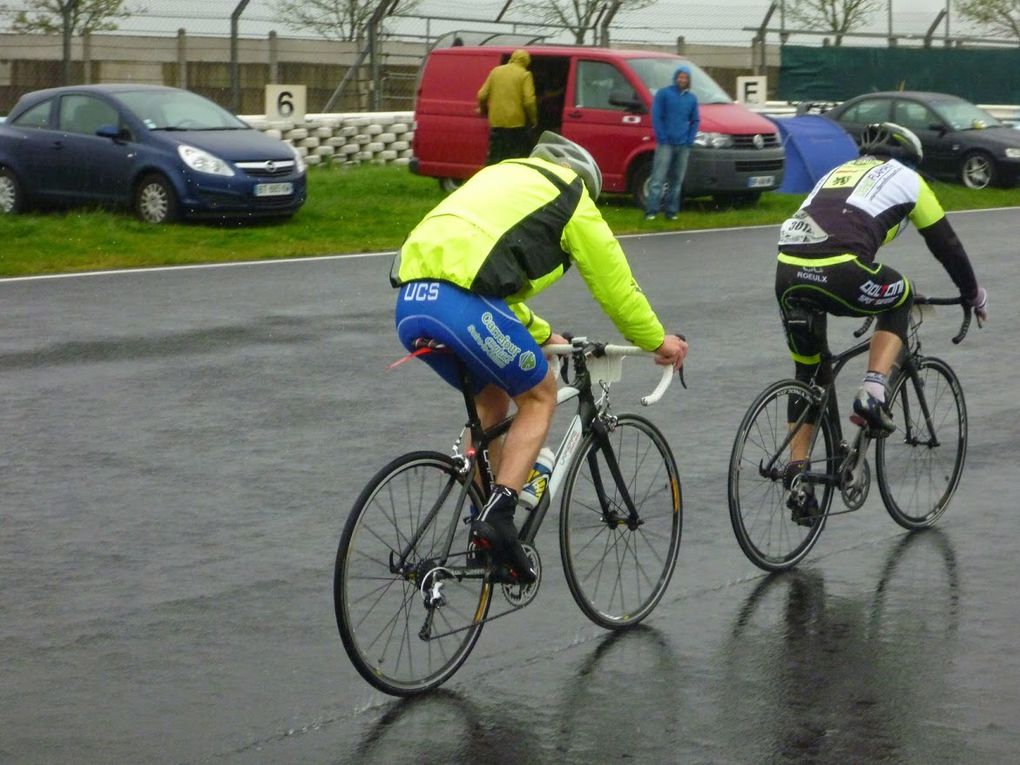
[0,164,1015,278]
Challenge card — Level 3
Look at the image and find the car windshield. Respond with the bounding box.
[627,57,732,105]
[933,99,1002,130]
[117,89,250,131]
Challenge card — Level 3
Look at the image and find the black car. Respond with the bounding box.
[824,91,1020,189]
[0,84,306,222]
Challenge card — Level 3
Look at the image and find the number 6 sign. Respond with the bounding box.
[265,84,306,122]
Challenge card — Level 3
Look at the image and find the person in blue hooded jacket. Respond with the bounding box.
[645,65,700,220]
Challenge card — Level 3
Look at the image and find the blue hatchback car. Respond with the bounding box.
[0,84,306,222]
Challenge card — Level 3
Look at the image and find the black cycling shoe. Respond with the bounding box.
[784,461,819,528]
[471,490,537,584]
[850,390,895,436]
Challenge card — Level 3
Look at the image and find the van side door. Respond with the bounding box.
[561,59,649,193]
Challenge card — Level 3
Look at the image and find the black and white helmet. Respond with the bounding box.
[858,122,923,165]
[529,130,603,200]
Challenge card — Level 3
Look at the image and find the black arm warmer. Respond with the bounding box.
[919,217,978,300]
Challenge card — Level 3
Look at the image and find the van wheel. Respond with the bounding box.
[630,159,652,208]
[713,192,761,208]
[135,174,179,223]
[438,177,463,194]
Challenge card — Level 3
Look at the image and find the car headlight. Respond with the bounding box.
[178,144,234,176]
[694,131,734,149]
[1005,148,1020,159]
[288,142,307,174]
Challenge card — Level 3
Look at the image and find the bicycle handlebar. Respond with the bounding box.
[914,295,973,345]
[542,342,678,407]
[850,295,974,346]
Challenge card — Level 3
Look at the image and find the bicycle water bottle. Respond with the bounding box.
[518,448,555,510]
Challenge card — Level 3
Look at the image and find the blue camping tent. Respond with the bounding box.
[767,115,858,193]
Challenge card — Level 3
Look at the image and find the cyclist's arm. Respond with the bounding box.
[510,302,552,345]
[562,194,666,352]
[910,180,979,300]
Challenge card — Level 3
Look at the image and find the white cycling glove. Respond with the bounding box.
[970,286,988,322]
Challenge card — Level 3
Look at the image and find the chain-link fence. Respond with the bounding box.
[0,1,1014,114]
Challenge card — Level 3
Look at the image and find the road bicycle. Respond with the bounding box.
[728,296,974,572]
[334,336,684,696]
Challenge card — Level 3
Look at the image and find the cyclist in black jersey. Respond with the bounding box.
[774,122,988,523]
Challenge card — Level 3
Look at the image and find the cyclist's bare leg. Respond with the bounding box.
[866,329,903,378]
[789,423,814,465]
[473,384,511,481]
[472,365,558,491]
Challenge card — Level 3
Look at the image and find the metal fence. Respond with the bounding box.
[1,0,1016,114]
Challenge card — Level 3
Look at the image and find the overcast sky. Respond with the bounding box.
[0,1,983,44]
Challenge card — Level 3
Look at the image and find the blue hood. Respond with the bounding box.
[673,65,691,89]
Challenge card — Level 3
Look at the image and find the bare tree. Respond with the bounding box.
[786,0,884,46]
[0,0,135,35]
[955,0,1020,41]
[271,0,420,43]
[514,0,658,45]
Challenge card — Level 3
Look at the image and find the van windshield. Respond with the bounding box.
[627,58,733,105]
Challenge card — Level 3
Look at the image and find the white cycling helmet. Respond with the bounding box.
[858,122,923,165]
[529,130,603,200]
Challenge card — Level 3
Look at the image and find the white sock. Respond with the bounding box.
[862,371,888,403]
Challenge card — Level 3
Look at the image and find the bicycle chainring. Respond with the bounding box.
[840,457,870,510]
[501,544,541,607]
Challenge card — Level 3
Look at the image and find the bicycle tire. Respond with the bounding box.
[334,450,491,696]
[728,380,834,572]
[876,357,967,530]
[559,414,682,629]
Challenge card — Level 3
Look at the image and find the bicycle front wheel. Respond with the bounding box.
[334,451,491,696]
[876,357,967,529]
[559,414,682,629]
[728,380,834,572]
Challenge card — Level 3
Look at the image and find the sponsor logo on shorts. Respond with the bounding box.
[467,311,521,368]
[519,351,537,371]
[796,267,828,284]
[402,282,439,301]
[859,278,905,306]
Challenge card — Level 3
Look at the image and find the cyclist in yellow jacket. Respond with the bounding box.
[477,49,538,164]
[391,131,687,582]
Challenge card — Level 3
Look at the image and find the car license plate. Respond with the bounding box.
[254,182,293,197]
[748,175,774,188]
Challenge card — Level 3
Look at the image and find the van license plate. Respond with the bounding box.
[748,176,774,188]
[254,182,293,197]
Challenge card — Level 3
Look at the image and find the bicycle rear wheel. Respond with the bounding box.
[334,451,491,696]
[559,414,682,629]
[876,357,967,529]
[728,380,834,572]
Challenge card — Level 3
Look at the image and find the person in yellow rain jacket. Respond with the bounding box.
[477,49,538,164]
[390,131,688,583]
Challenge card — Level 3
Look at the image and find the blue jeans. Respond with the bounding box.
[644,144,691,216]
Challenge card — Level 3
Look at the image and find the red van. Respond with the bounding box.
[410,44,784,205]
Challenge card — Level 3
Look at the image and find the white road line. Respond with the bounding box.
[1,206,1014,284]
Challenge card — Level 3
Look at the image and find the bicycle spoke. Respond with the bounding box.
[561,415,681,628]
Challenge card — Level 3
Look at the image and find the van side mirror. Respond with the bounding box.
[609,89,646,113]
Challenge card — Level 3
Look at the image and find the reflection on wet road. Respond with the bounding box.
[1,213,1018,763]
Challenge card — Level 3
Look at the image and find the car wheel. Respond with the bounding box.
[438,177,463,194]
[135,174,179,223]
[0,166,24,214]
[960,151,996,190]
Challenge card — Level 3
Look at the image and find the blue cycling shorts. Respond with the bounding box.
[395,281,549,397]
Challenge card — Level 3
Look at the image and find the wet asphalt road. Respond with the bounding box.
[1,209,1018,764]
